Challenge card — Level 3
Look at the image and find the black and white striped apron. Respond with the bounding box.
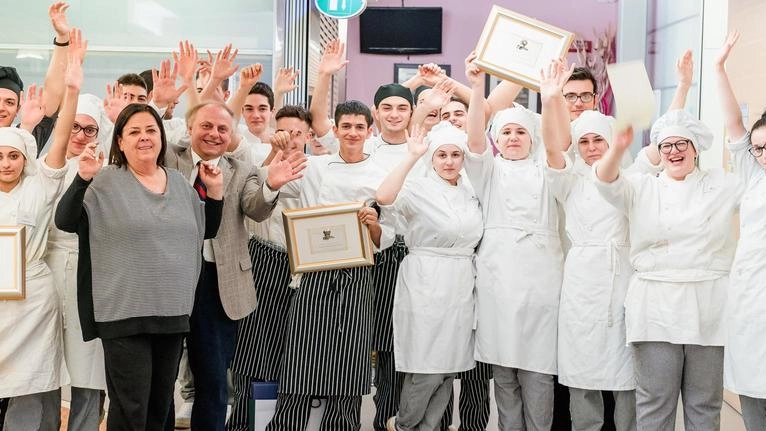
[371,236,408,351]
[230,237,293,381]
[279,267,374,396]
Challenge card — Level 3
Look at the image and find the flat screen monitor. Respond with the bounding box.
[359,7,443,55]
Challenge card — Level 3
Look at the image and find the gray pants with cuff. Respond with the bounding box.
[493,365,554,431]
[740,395,766,431]
[569,388,636,431]
[396,373,455,431]
[3,389,61,431]
[633,342,723,431]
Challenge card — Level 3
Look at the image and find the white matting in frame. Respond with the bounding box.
[0,225,26,300]
[474,5,574,92]
[282,201,375,274]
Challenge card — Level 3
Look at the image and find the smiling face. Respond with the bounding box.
[189,104,234,161]
[432,144,464,185]
[440,100,467,130]
[242,93,273,137]
[0,146,24,191]
[416,90,441,130]
[333,114,372,154]
[0,89,19,127]
[67,114,99,158]
[563,79,597,121]
[496,123,532,160]
[577,133,609,166]
[374,96,412,136]
[117,111,162,167]
[659,135,697,180]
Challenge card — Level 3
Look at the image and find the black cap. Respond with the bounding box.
[374,83,413,108]
[0,66,23,98]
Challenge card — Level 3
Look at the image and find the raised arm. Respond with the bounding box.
[595,126,633,183]
[668,50,693,112]
[46,28,86,170]
[200,44,239,103]
[173,40,200,110]
[714,31,747,141]
[272,67,299,115]
[310,40,348,137]
[227,63,263,123]
[43,2,71,117]
[150,58,189,112]
[486,80,522,116]
[376,125,427,205]
[409,79,455,131]
[540,60,574,168]
[465,52,488,154]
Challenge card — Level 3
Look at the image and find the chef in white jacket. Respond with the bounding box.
[376,122,483,431]
[715,31,766,431]
[463,59,563,431]
[593,111,741,431]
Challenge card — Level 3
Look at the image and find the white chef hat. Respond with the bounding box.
[571,110,614,157]
[491,104,542,153]
[76,93,103,128]
[0,127,38,177]
[650,109,713,152]
[423,121,469,168]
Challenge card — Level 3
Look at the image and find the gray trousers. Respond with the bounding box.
[396,373,455,431]
[3,389,61,431]
[569,388,636,431]
[178,339,195,401]
[68,387,102,430]
[740,395,766,431]
[633,342,723,431]
[492,365,554,431]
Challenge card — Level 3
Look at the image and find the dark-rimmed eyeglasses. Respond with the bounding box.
[658,139,691,154]
[563,92,596,103]
[72,123,99,138]
[748,145,766,158]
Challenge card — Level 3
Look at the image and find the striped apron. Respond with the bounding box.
[371,236,408,351]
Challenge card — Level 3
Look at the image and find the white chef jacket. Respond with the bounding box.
[0,157,67,397]
[547,149,661,390]
[389,171,483,373]
[465,148,563,375]
[593,163,741,346]
[725,133,766,398]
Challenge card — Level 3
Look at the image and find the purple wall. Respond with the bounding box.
[345,0,619,105]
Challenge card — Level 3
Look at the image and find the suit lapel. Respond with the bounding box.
[220,156,235,197]
[176,146,195,179]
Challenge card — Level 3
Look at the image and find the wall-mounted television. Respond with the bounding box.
[359,7,442,55]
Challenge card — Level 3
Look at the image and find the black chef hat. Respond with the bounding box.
[0,66,23,98]
[374,83,413,108]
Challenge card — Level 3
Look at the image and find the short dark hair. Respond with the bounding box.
[109,104,166,168]
[184,101,235,127]
[117,73,148,90]
[248,82,275,110]
[447,97,468,109]
[275,105,312,127]
[334,101,372,127]
[139,69,153,93]
[567,67,598,94]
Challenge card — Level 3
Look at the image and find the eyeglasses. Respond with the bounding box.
[563,92,596,103]
[748,145,766,158]
[72,123,99,138]
[658,139,691,154]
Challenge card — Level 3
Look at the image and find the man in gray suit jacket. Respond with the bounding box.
[164,101,305,430]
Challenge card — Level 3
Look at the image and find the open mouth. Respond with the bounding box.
[668,154,685,166]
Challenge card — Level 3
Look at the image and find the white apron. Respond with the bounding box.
[725,133,766,398]
[0,158,67,397]
[390,174,483,373]
[466,150,563,375]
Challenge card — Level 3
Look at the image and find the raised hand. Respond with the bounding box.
[715,31,740,67]
[78,142,104,180]
[211,44,240,82]
[65,28,87,90]
[676,50,693,87]
[464,51,485,88]
[421,78,455,109]
[406,124,429,157]
[239,64,264,91]
[274,67,299,94]
[267,150,307,189]
[612,126,633,152]
[152,58,189,108]
[198,161,223,199]
[19,84,46,130]
[418,63,446,86]
[539,58,574,98]
[269,130,291,153]
[173,40,198,84]
[104,81,128,123]
[48,2,70,43]
[318,39,349,75]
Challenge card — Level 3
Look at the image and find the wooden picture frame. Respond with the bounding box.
[0,225,26,300]
[282,202,375,274]
[474,5,574,92]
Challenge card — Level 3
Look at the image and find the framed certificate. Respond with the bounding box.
[474,5,574,92]
[0,225,26,300]
[282,202,375,274]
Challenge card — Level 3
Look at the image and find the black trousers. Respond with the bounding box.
[102,333,184,431]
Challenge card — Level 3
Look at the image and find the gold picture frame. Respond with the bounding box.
[474,5,574,92]
[282,201,375,274]
[0,225,26,300]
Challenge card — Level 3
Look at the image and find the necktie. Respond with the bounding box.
[193,163,207,200]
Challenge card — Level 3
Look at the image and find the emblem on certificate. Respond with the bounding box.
[0,225,26,300]
[473,5,574,92]
[282,202,375,274]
